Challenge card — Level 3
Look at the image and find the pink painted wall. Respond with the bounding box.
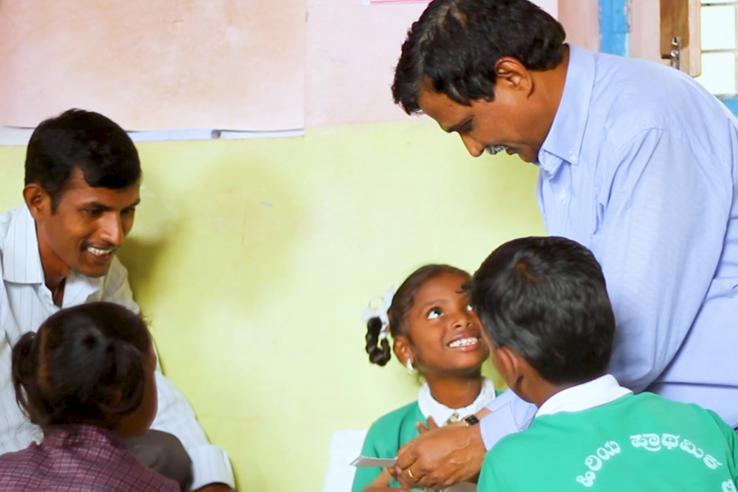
[0,1,304,131]
[307,0,558,127]
[1,0,561,131]
[559,0,600,51]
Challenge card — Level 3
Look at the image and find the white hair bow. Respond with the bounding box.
[361,287,395,342]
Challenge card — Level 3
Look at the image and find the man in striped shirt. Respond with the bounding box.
[0,109,235,491]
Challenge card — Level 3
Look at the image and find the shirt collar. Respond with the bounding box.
[536,374,632,418]
[418,379,496,425]
[538,44,596,175]
[2,206,45,284]
[63,270,104,308]
[43,424,123,450]
[2,206,104,303]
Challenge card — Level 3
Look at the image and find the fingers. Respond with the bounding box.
[368,469,392,487]
[395,466,425,489]
[392,463,420,488]
[395,439,418,471]
[418,416,440,433]
[399,424,485,489]
[363,485,409,492]
[364,469,410,491]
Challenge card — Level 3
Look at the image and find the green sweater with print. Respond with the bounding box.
[479,393,738,492]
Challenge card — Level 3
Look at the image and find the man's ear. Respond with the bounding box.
[23,183,51,220]
[494,57,533,97]
[493,345,525,392]
[393,335,415,367]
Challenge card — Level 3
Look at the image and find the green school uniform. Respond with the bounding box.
[478,393,738,492]
[351,401,425,492]
[353,379,496,492]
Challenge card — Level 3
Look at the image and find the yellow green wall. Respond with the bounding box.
[0,120,544,490]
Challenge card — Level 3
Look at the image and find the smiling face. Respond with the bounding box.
[26,167,140,280]
[394,272,489,379]
[417,58,554,164]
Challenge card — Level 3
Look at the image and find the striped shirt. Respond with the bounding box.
[0,206,235,489]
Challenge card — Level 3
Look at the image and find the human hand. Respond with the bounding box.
[194,484,233,492]
[393,423,485,489]
[363,469,409,492]
[416,416,439,434]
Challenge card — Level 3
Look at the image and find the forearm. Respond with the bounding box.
[152,372,235,489]
[479,390,537,449]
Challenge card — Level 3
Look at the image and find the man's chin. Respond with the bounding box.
[515,150,535,163]
[76,260,113,278]
[520,154,539,164]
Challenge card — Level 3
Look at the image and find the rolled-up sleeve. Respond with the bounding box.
[152,373,235,489]
[480,391,537,450]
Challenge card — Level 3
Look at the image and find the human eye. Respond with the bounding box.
[426,307,443,320]
[122,206,137,216]
[81,206,103,218]
[459,120,474,135]
[466,303,474,312]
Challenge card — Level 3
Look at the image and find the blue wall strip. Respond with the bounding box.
[599,0,629,56]
[719,97,738,116]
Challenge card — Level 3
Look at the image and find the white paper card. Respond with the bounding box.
[350,456,397,468]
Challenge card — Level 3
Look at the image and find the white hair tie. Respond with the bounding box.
[362,287,395,342]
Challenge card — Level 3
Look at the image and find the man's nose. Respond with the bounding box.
[460,135,485,157]
[99,213,125,245]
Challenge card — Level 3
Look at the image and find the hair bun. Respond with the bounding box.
[365,316,391,366]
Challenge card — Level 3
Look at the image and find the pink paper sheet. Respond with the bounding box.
[0,0,304,131]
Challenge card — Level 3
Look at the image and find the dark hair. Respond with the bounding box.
[365,264,470,366]
[392,0,566,114]
[12,302,152,429]
[470,236,614,385]
[24,109,141,210]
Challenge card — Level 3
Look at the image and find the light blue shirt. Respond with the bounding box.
[481,45,738,448]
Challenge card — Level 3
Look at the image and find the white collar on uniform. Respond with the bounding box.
[418,379,496,426]
[536,374,632,418]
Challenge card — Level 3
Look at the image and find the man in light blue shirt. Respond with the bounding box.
[385,0,738,489]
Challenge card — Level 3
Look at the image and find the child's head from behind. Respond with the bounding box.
[365,264,489,379]
[12,302,157,438]
[470,237,614,400]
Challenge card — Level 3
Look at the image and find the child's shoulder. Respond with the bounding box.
[629,392,734,432]
[360,400,425,460]
[629,392,723,420]
[487,392,731,458]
